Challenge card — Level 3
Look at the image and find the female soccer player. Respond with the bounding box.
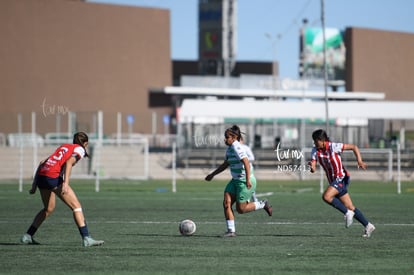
[21,132,104,247]
[308,129,375,238]
[205,125,272,237]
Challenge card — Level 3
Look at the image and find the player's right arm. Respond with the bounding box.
[308,160,317,173]
[205,161,229,181]
[29,159,47,194]
[308,148,318,173]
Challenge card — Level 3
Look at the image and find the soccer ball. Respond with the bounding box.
[179,219,196,236]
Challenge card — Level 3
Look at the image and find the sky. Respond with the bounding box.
[87,0,414,79]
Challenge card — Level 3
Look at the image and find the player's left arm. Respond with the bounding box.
[61,156,78,195]
[343,143,367,170]
[241,157,252,189]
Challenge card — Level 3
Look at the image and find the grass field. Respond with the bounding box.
[0,179,413,274]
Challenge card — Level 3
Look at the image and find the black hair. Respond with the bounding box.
[225,125,243,141]
[73,132,89,158]
[312,129,330,142]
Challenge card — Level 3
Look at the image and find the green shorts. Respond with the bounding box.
[224,176,257,203]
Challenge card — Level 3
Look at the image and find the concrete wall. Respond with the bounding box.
[0,0,171,135]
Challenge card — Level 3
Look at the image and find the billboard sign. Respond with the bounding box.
[301,27,346,81]
[199,2,223,62]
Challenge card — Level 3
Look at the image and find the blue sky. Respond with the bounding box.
[88,0,414,79]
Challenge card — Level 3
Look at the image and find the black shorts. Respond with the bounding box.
[35,175,63,190]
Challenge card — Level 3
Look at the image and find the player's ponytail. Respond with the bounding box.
[73,132,89,158]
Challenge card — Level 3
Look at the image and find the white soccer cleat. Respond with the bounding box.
[20,233,40,245]
[344,210,355,228]
[363,223,376,238]
[83,236,104,247]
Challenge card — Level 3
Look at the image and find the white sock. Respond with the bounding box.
[254,201,265,210]
[226,220,235,232]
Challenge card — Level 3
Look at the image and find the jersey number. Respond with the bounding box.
[53,147,69,161]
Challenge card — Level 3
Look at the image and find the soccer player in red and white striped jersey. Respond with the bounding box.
[309,129,375,238]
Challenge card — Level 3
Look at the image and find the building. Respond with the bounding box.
[1,0,413,147]
[0,0,171,135]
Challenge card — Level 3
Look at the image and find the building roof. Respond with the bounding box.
[165,86,386,100]
[179,99,414,123]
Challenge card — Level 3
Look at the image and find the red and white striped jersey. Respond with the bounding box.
[311,141,349,183]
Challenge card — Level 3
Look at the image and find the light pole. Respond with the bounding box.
[321,0,329,132]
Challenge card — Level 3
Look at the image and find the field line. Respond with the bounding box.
[99,220,414,226]
[2,220,413,226]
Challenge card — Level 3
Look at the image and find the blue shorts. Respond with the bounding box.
[330,175,350,197]
[35,175,63,190]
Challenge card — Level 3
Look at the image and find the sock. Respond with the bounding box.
[254,201,265,210]
[251,192,258,202]
[78,225,89,238]
[226,220,235,232]
[27,225,37,236]
[354,208,369,227]
[330,197,348,214]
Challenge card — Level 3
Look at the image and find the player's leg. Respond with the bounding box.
[223,191,236,236]
[341,193,376,237]
[235,177,272,216]
[21,188,55,244]
[323,185,348,214]
[223,192,235,221]
[56,185,85,226]
[338,193,356,227]
[340,193,372,230]
[56,185,104,246]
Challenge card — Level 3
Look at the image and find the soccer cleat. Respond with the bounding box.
[362,223,376,238]
[83,236,104,247]
[344,210,355,228]
[223,231,237,238]
[263,199,272,216]
[20,233,40,245]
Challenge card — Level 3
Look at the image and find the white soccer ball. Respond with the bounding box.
[179,219,196,236]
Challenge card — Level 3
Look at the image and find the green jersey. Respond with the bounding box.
[226,140,252,180]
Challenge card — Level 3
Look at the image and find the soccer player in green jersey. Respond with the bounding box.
[205,125,272,237]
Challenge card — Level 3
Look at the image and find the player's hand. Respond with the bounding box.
[61,182,69,195]
[357,161,367,170]
[205,174,214,181]
[246,180,252,189]
[29,187,36,194]
[308,161,315,173]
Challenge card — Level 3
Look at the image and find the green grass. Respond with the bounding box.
[0,179,413,274]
